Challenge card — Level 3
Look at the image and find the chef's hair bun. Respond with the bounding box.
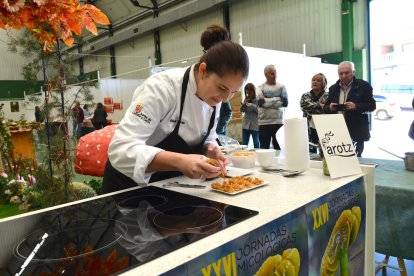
[200,24,230,52]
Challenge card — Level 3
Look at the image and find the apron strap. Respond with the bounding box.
[172,66,191,134]
[200,106,216,146]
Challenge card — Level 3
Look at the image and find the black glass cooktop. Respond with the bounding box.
[0,186,258,275]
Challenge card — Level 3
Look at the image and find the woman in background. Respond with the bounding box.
[241,83,260,148]
[300,73,328,155]
[83,104,92,119]
[92,102,108,130]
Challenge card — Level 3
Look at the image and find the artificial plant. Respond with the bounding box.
[1,0,110,205]
[0,0,110,52]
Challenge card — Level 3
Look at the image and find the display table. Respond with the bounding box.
[10,129,35,159]
[0,160,375,275]
[361,158,414,261]
[121,161,376,275]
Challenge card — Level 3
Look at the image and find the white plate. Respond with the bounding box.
[211,181,269,195]
[226,167,255,178]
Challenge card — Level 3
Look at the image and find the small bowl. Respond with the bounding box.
[231,151,256,169]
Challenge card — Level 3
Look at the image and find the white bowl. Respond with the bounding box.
[256,149,276,167]
[231,151,256,169]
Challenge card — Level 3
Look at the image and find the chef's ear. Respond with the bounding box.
[199,62,207,79]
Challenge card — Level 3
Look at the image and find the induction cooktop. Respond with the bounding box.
[0,186,258,275]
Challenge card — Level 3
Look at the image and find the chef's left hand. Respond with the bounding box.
[204,144,228,174]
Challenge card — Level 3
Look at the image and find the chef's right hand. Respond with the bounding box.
[179,154,222,180]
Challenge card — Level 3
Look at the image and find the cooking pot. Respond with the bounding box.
[379,148,414,171]
[404,152,414,171]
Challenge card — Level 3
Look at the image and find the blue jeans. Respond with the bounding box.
[242,129,260,148]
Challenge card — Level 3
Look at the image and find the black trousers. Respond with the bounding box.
[259,124,283,150]
[353,139,364,157]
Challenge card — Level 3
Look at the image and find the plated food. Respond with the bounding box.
[211,176,265,195]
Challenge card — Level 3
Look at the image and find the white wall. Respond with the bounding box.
[98,78,145,122]
[243,46,338,150]
[243,46,338,119]
[1,78,144,126]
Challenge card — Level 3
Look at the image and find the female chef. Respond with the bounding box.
[103,24,249,193]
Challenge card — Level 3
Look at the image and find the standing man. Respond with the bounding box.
[257,64,288,149]
[72,101,84,139]
[324,61,376,157]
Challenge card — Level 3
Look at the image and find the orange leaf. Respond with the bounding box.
[65,16,82,35]
[63,35,75,47]
[86,5,110,25]
[84,17,97,35]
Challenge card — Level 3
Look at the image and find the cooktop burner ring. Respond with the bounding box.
[152,205,224,233]
[14,218,128,262]
[117,194,168,210]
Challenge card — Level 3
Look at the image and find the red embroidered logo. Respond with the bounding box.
[132,103,152,124]
[134,103,143,113]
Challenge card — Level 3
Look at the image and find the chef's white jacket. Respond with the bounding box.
[108,65,221,184]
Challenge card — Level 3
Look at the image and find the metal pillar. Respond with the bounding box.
[341,0,355,61]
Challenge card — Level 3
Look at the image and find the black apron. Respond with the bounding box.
[103,67,216,193]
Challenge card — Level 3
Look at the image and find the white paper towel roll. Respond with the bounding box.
[284,118,310,171]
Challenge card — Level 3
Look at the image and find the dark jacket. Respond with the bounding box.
[35,109,44,123]
[92,108,108,124]
[72,106,84,123]
[324,77,376,141]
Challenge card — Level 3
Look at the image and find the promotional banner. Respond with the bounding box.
[313,114,361,178]
[305,177,366,276]
[163,208,308,276]
[163,177,366,276]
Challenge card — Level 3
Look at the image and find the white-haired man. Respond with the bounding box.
[324,61,376,157]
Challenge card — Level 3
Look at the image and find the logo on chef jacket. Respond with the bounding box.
[321,131,355,157]
[132,103,152,124]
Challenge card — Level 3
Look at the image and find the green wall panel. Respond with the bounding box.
[314,49,367,81]
[0,80,43,99]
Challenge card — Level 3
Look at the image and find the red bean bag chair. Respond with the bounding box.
[74,124,116,176]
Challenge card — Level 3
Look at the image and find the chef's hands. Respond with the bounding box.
[179,153,227,180]
[204,144,227,163]
[205,143,228,170]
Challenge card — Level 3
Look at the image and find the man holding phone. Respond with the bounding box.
[324,61,376,157]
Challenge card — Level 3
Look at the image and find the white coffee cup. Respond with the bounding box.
[256,149,276,167]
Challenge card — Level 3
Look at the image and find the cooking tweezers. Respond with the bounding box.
[260,168,303,177]
[162,182,206,189]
